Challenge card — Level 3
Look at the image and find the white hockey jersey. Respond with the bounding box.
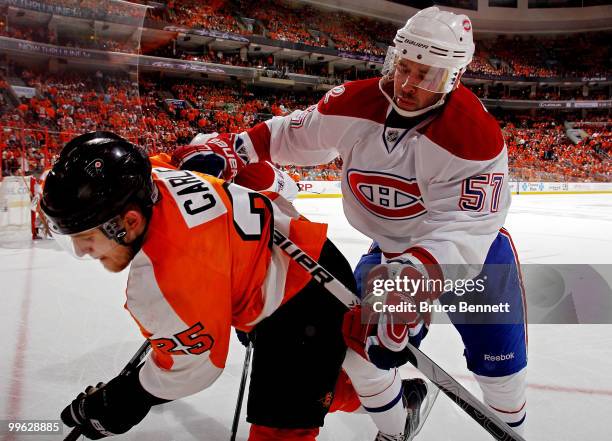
[242,78,511,277]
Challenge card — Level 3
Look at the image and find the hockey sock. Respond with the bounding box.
[343,349,407,435]
[475,368,527,435]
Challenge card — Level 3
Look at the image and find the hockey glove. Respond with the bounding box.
[172,132,248,181]
[343,262,433,370]
[60,365,167,439]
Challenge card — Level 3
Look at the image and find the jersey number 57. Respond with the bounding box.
[459,173,504,212]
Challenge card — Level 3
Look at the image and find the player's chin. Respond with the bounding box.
[395,96,418,111]
[99,256,129,273]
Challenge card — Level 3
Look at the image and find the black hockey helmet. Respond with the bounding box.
[41,131,158,237]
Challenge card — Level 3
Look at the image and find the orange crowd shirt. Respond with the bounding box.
[127,155,328,400]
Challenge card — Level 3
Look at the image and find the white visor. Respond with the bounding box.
[48,216,126,260]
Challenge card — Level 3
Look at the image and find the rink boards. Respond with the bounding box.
[297,180,612,198]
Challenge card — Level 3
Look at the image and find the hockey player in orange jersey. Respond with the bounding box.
[41,131,370,441]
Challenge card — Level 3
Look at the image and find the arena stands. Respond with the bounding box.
[468,34,612,79]
[143,0,611,79]
[499,112,611,181]
[169,1,246,35]
[1,66,609,181]
[3,1,610,80]
[0,0,609,183]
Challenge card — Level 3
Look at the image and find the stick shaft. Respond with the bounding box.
[63,341,151,441]
[230,343,253,441]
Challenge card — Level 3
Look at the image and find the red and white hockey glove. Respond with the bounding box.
[343,262,434,370]
[171,132,248,181]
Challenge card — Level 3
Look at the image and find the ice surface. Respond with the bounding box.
[1,194,611,440]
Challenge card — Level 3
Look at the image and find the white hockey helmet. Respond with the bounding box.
[380,7,475,115]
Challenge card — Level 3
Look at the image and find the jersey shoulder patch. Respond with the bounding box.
[317,78,388,124]
[419,85,504,161]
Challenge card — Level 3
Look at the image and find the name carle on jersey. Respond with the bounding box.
[153,167,227,227]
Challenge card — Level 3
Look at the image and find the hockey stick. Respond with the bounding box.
[272,228,526,441]
[230,343,253,441]
[63,340,151,441]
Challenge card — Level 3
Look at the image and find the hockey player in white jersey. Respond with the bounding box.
[178,7,528,439]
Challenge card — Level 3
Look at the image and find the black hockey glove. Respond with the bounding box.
[60,365,168,439]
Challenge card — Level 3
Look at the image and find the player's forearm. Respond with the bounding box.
[234,161,299,201]
[139,353,224,401]
[243,108,340,166]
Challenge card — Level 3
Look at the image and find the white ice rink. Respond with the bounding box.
[1,193,611,441]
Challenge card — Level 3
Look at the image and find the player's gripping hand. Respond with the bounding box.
[343,262,432,370]
[171,132,248,181]
[60,367,166,439]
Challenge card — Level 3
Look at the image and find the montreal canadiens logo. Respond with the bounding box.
[463,19,471,31]
[347,169,426,220]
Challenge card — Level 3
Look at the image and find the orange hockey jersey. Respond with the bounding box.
[127,155,328,400]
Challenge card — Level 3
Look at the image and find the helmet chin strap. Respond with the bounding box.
[378,78,446,118]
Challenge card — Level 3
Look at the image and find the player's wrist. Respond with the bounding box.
[342,260,435,369]
[60,365,169,439]
[122,364,170,408]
